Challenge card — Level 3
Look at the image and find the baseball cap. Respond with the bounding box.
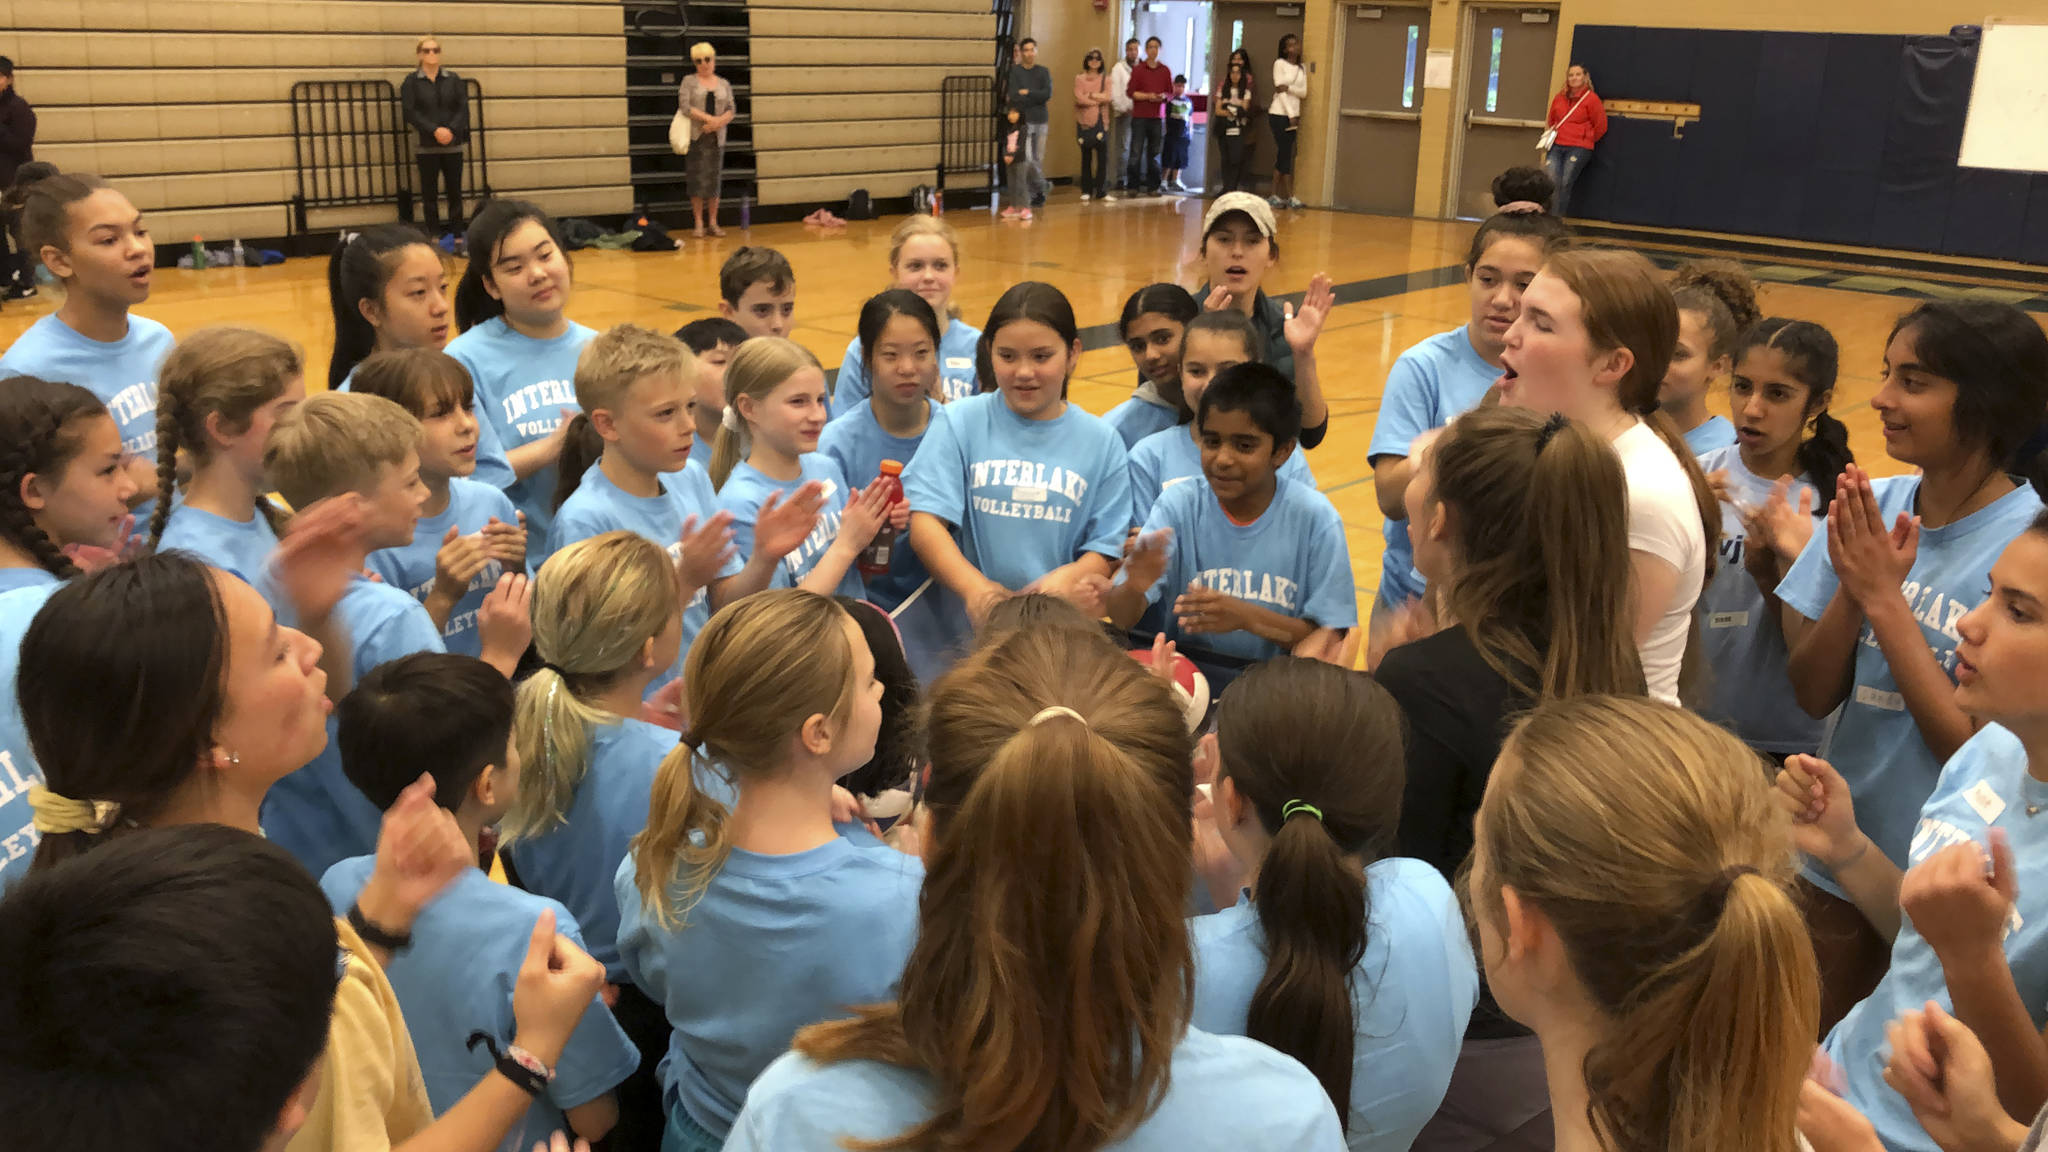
[1202,191,1276,240]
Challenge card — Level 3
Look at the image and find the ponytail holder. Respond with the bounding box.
[1028,705,1086,728]
[719,405,740,432]
[538,661,569,678]
[1533,411,1570,452]
[1699,864,1759,919]
[1280,799,1323,823]
[29,785,122,836]
[1497,201,1546,216]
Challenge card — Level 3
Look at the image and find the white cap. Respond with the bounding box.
[1202,191,1277,239]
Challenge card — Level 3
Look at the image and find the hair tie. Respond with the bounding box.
[1280,799,1323,823]
[719,405,740,432]
[29,785,121,836]
[1700,864,1760,919]
[539,661,569,678]
[1028,705,1086,728]
[1497,201,1546,216]
[1533,411,1570,452]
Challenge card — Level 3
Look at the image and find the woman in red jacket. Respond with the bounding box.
[1544,64,1607,218]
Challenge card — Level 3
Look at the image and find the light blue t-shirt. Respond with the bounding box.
[0,583,59,895]
[545,460,744,693]
[0,312,172,523]
[1684,414,1737,455]
[614,833,925,1139]
[1777,476,2045,894]
[365,479,519,659]
[818,398,960,682]
[0,569,59,595]
[261,575,448,878]
[831,317,982,417]
[321,861,638,1152]
[727,1026,1346,1151]
[507,718,734,983]
[901,393,1133,603]
[1824,725,2048,1152]
[716,456,864,599]
[1104,390,1182,449]
[1135,476,1358,668]
[155,504,280,590]
[1695,446,1829,755]
[1128,424,1318,526]
[1366,327,1498,609]
[1190,857,1477,1152]
[341,362,516,491]
[446,317,595,540]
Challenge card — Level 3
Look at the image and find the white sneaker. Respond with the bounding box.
[1103,191,1119,202]
[1080,194,1093,202]
[1287,197,1305,209]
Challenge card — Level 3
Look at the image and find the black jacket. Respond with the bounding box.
[0,90,35,188]
[400,70,469,149]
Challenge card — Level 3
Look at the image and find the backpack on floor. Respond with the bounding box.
[846,188,875,221]
[909,184,935,214]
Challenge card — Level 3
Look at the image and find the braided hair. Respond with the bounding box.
[0,377,115,579]
[149,328,300,549]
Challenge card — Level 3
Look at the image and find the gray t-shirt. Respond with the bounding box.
[2023,1104,2048,1151]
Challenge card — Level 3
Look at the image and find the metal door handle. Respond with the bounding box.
[1340,109,1423,122]
[1466,113,1547,129]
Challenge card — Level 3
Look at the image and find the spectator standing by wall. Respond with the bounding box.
[1107,39,1138,199]
[1162,75,1192,192]
[677,42,736,238]
[1543,64,1607,217]
[1268,35,1307,209]
[400,37,468,237]
[1002,38,1052,220]
[1214,49,1255,194]
[0,58,35,301]
[1074,49,1113,202]
[1126,37,1173,196]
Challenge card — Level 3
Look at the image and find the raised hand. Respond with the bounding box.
[676,511,738,591]
[1118,527,1172,595]
[434,524,491,601]
[752,481,828,563]
[358,774,475,935]
[1283,273,1335,356]
[1174,581,1255,636]
[477,572,534,663]
[1773,755,1866,868]
[482,513,528,570]
[832,478,895,555]
[1902,830,2017,966]
[1883,1003,2030,1152]
[272,495,372,623]
[1202,284,1235,313]
[511,909,608,1064]
[1829,464,1917,610]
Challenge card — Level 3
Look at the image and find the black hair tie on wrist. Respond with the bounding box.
[467,1031,555,1098]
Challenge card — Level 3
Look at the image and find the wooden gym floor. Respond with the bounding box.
[7,192,2048,605]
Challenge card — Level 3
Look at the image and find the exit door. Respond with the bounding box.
[1452,6,1558,219]
[1332,3,1428,215]
[1211,3,1307,197]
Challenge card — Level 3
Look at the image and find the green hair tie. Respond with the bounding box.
[1280,800,1323,823]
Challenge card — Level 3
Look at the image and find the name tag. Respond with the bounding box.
[1965,780,2007,825]
[1012,485,1048,504]
[1709,611,1749,629]
[1854,685,1905,712]
[944,357,973,372]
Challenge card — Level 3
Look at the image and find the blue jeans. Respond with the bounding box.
[1127,117,1164,190]
[1008,121,1049,208]
[1546,144,1592,217]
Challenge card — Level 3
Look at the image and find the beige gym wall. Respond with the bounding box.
[1027,0,2020,216]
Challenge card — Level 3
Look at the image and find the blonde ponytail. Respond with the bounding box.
[1477,697,1815,1152]
[628,588,856,926]
[502,532,680,844]
[709,336,820,491]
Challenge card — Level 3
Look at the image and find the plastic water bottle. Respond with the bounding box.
[933,188,944,216]
[190,235,208,270]
[740,194,751,230]
[857,460,905,576]
[231,238,245,268]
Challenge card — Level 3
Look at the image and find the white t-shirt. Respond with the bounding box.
[1614,420,1707,704]
[1270,59,1307,118]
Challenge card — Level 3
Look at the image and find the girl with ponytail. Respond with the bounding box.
[1375,404,1640,1151]
[1661,259,1760,454]
[500,530,725,1152]
[617,588,919,1152]
[327,223,515,489]
[726,624,1344,1151]
[149,328,299,586]
[1694,317,1847,761]
[1471,695,1818,1152]
[1789,511,2048,1150]
[1192,656,1476,1151]
[1778,299,2048,1029]
[1498,246,1716,705]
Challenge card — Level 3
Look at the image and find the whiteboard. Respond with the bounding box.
[1959,21,2048,173]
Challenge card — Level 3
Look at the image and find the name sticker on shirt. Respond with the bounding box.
[1012,485,1048,504]
[1709,611,1749,629]
[1854,685,1905,712]
[1965,781,2006,826]
[944,357,974,372]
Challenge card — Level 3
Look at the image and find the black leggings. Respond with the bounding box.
[417,151,464,232]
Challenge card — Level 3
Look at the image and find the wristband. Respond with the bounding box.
[467,1032,555,1098]
[346,902,413,953]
